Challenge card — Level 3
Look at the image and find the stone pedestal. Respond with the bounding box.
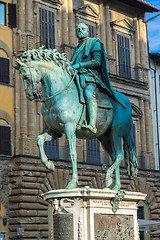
[42,188,146,240]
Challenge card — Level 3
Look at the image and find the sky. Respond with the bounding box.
[145,0,160,53]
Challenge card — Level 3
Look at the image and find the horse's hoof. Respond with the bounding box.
[48,162,55,171]
[43,159,55,171]
[105,177,113,188]
[112,184,121,191]
[65,180,77,189]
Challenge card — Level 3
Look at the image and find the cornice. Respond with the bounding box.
[111,18,136,32]
[74,4,100,20]
[110,73,148,90]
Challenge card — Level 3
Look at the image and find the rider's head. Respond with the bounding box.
[76,23,89,40]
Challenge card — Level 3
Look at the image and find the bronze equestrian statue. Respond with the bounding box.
[13,23,138,190]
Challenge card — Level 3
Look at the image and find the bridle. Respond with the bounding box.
[21,64,77,102]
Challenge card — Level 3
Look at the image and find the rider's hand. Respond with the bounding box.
[72,63,80,69]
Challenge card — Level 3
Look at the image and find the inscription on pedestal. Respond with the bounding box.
[94,214,134,240]
[53,213,74,240]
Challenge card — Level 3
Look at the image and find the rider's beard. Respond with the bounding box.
[78,36,88,45]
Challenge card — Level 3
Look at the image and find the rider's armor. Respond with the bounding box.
[72,37,116,134]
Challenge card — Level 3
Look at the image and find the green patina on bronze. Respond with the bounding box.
[110,190,126,213]
[14,23,138,190]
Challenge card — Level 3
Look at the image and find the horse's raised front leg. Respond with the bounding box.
[37,131,62,171]
[65,124,77,189]
[105,136,123,190]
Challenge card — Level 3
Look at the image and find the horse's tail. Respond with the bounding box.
[123,127,138,178]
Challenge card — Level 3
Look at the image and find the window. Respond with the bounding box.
[0,125,11,156]
[88,25,94,38]
[132,123,136,150]
[117,34,131,78]
[0,2,6,26]
[138,206,145,219]
[8,3,17,28]
[86,139,100,164]
[44,139,59,160]
[138,206,145,240]
[0,57,9,84]
[40,8,55,49]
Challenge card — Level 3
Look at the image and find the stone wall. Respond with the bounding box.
[9,0,160,239]
[9,156,160,239]
[13,0,155,169]
[0,158,9,212]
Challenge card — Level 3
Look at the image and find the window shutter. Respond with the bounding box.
[125,37,131,78]
[137,206,145,219]
[40,8,55,49]
[8,3,17,28]
[118,34,131,78]
[88,25,94,38]
[132,123,136,143]
[137,206,145,240]
[0,125,11,156]
[86,139,100,164]
[0,57,9,84]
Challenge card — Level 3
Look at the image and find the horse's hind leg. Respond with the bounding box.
[98,135,115,188]
[37,130,62,170]
[65,123,77,189]
[105,136,124,190]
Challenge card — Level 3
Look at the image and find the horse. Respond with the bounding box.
[14,47,138,190]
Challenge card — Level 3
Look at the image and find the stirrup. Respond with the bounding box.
[82,124,97,134]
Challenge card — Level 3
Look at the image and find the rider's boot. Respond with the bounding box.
[86,101,97,134]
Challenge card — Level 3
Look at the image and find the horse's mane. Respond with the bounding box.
[16,46,74,76]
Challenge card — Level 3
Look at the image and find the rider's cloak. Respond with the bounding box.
[71,37,117,101]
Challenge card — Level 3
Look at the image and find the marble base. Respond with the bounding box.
[42,187,146,240]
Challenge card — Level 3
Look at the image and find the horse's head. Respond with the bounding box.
[13,46,75,102]
[13,59,42,101]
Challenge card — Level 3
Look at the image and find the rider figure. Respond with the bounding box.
[72,23,116,134]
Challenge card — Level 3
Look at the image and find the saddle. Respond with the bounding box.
[75,74,112,110]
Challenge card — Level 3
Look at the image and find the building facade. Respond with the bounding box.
[149,53,160,170]
[0,0,16,239]
[0,0,160,239]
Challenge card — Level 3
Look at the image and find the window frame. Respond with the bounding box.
[0,56,10,85]
[117,33,131,79]
[0,124,11,156]
[39,7,55,49]
[86,138,100,164]
[34,1,60,49]
[0,2,6,26]
[8,3,17,28]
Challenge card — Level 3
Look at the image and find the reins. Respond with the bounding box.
[43,70,77,101]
